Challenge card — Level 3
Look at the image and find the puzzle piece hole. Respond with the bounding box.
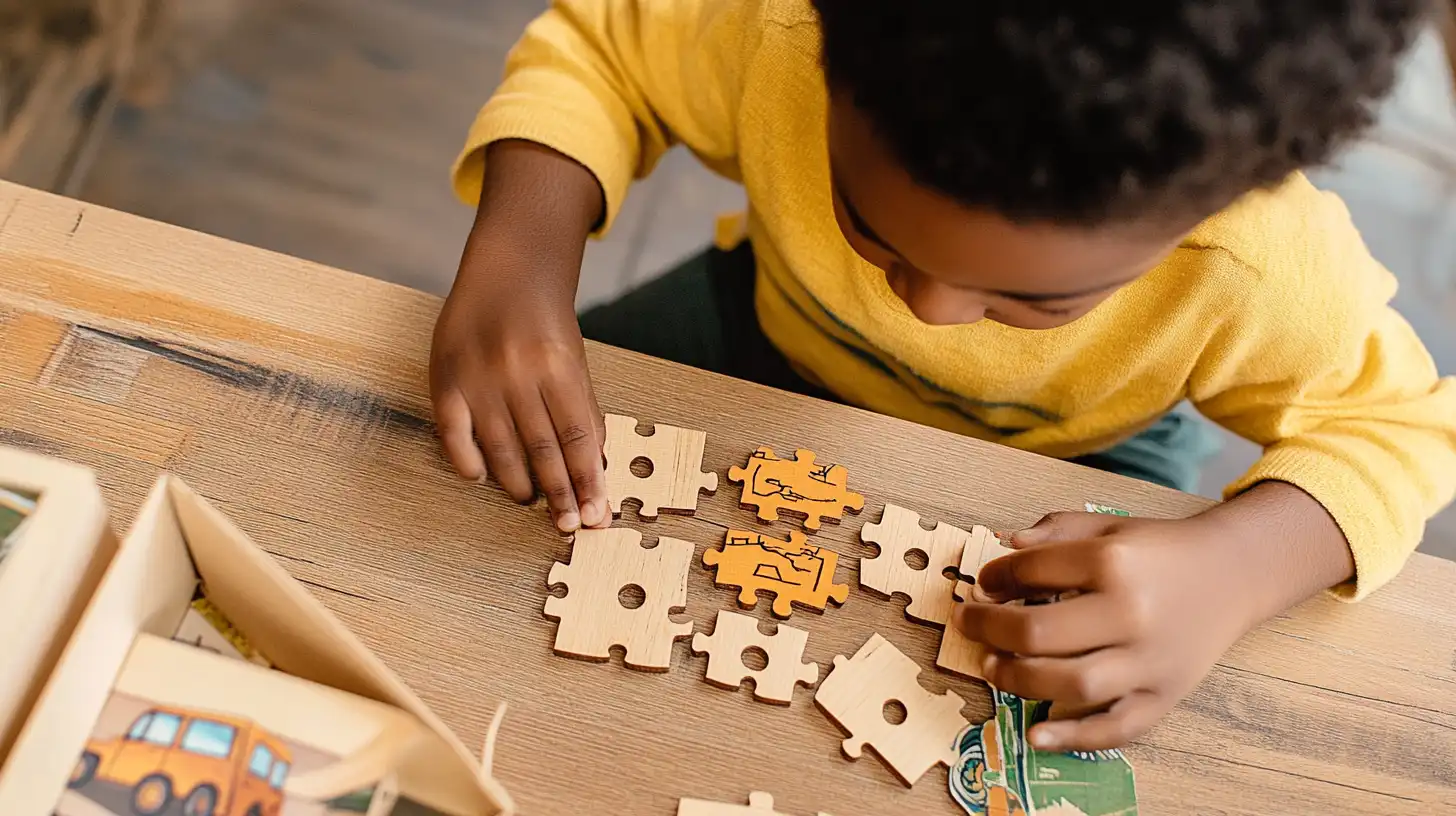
[618,584,646,609]
[630,456,654,479]
[902,548,930,571]
[943,566,963,582]
[882,699,908,725]
[740,645,770,671]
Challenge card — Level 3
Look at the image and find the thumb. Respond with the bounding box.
[1012,510,1116,547]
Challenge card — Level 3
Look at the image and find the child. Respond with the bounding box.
[429,0,1456,751]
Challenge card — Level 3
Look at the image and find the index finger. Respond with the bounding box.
[542,377,608,528]
[953,592,1131,656]
[977,539,1109,601]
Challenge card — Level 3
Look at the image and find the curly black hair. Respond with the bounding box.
[814,0,1428,225]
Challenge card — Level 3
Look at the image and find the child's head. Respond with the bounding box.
[813,0,1424,328]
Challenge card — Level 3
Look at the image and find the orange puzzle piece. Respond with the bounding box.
[703,530,851,618]
[727,447,864,531]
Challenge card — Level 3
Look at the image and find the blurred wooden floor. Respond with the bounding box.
[76,0,743,303]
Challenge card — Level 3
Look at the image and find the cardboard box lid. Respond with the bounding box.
[0,447,114,766]
[0,472,513,815]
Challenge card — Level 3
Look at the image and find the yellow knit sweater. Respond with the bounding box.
[454,0,1456,599]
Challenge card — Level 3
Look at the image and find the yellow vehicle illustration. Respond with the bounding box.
[69,705,292,816]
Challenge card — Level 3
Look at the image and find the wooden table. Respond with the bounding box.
[1,181,1453,815]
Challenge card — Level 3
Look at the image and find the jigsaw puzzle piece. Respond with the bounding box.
[544,528,696,671]
[604,413,718,518]
[728,447,863,531]
[704,530,849,618]
[815,633,967,786]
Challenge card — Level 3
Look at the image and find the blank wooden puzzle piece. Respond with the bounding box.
[703,530,850,618]
[604,413,718,518]
[727,447,864,531]
[954,525,1016,600]
[544,528,695,671]
[941,526,1014,680]
[677,792,834,816]
[814,633,967,787]
[691,610,820,704]
[859,503,969,626]
[936,621,989,682]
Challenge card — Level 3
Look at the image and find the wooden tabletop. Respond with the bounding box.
[1,181,1453,815]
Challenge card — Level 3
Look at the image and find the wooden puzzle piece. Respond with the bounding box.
[814,633,967,786]
[703,530,850,618]
[677,792,834,816]
[952,525,1015,601]
[937,621,989,682]
[859,503,970,626]
[544,528,695,671]
[604,413,718,518]
[941,527,1015,680]
[691,610,820,705]
[727,447,863,531]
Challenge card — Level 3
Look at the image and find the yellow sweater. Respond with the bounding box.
[454,0,1456,599]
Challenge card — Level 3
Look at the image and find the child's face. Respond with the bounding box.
[827,99,1193,330]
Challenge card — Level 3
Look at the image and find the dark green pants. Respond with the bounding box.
[580,244,1218,492]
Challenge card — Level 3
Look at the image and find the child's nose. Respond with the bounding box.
[889,268,987,326]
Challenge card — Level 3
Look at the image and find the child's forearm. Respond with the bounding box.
[1199,481,1356,625]
[454,139,604,305]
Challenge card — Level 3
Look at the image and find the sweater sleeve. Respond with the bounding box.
[1188,197,1456,601]
[452,0,752,234]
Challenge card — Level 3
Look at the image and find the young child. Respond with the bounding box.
[430,0,1456,751]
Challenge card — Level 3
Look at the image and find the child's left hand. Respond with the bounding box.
[953,482,1352,752]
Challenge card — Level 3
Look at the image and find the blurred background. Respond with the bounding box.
[3,0,1454,555]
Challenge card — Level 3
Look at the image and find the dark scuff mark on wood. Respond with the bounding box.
[296,576,386,604]
[69,208,85,236]
[0,428,65,456]
[74,324,433,436]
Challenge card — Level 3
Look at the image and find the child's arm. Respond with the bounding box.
[433,0,752,530]
[956,191,1456,751]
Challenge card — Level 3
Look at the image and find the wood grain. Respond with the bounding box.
[0,181,1453,814]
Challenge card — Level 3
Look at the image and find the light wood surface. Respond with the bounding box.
[0,181,1453,814]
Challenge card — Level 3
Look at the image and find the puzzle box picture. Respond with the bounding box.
[0,485,36,565]
[56,635,451,816]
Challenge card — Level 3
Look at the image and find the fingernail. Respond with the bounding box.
[473,474,489,486]
[970,584,994,604]
[556,510,580,532]
[1029,727,1058,750]
[580,500,605,527]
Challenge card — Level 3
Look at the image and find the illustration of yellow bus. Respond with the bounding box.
[70,705,293,816]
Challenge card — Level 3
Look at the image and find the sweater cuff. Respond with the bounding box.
[451,98,634,237]
[1225,444,1407,602]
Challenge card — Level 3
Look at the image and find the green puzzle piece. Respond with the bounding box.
[950,689,1138,816]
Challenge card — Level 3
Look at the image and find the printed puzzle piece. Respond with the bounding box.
[544,528,695,671]
[703,530,850,618]
[949,689,1137,816]
[860,503,972,626]
[814,633,967,787]
[728,447,863,530]
[692,610,820,704]
[604,413,718,518]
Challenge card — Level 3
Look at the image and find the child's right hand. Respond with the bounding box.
[429,140,610,533]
